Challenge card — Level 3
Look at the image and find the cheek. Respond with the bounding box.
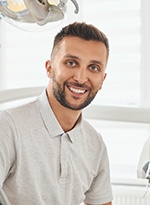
[51,68,67,85]
[92,77,105,91]
[55,68,72,83]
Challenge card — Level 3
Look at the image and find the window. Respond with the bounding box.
[0,0,150,108]
[86,118,150,180]
[0,0,81,90]
[82,0,142,106]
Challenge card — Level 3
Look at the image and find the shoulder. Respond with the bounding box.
[1,98,38,118]
[81,118,104,142]
[80,118,107,154]
[0,98,39,130]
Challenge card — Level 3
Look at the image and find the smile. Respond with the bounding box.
[68,86,87,94]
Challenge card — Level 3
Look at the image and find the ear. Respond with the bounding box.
[45,60,52,78]
[99,73,107,90]
[103,73,107,81]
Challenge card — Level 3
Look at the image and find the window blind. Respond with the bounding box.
[0,0,148,108]
[81,0,141,106]
[0,0,80,89]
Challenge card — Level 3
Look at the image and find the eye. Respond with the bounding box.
[65,60,77,68]
[89,64,100,72]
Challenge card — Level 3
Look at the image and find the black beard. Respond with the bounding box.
[52,75,97,110]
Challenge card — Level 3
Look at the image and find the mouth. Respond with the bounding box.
[67,85,88,95]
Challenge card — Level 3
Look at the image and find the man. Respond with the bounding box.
[0,22,113,205]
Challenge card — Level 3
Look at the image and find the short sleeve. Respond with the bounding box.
[0,111,17,187]
[84,144,113,204]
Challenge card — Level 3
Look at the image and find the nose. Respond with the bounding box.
[73,68,88,84]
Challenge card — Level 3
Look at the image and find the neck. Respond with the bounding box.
[46,89,82,132]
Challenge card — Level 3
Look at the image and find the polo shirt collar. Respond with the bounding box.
[37,90,64,137]
[67,115,82,143]
[37,90,82,143]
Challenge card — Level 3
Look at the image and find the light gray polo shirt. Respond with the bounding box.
[0,90,113,205]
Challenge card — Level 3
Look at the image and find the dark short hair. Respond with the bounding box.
[51,22,109,59]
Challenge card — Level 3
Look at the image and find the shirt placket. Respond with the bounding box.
[59,133,69,183]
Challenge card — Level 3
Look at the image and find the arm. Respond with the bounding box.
[85,202,112,205]
[84,137,113,205]
[0,111,16,185]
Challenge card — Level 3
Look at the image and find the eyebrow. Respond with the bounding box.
[90,60,104,67]
[64,54,80,60]
[64,54,104,67]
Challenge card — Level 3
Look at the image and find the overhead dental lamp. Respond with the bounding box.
[0,0,79,29]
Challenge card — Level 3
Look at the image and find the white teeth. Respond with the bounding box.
[69,87,85,94]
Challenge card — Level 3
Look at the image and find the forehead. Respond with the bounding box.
[53,36,108,62]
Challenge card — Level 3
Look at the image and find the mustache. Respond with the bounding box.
[65,82,90,90]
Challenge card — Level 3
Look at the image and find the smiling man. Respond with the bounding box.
[0,22,113,205]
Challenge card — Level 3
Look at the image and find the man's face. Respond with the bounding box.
[46,36,107,110]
